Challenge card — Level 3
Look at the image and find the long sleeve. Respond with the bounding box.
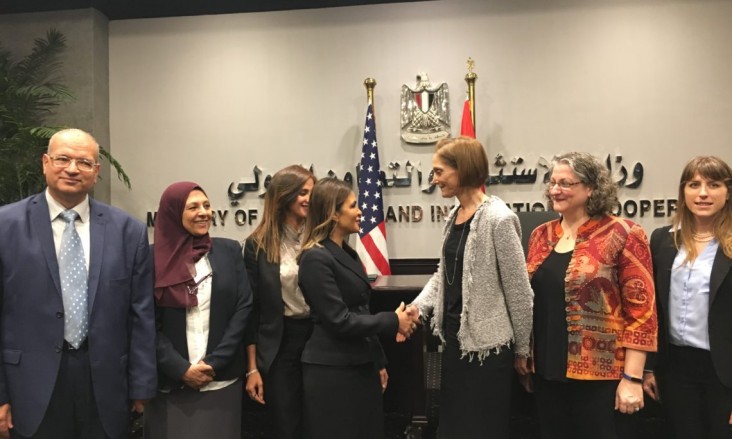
[127,226,158,399]
[492,214,534,357]
[204,241,253,372]
[242,239,260,346]
[618,223,658,352]
[299,248,397,338]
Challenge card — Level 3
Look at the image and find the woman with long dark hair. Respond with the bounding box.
[297,178,415,439]
[243,165,315,438]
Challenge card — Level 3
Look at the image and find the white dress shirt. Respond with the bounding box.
[186,254,236,392]
[46,189,90,271]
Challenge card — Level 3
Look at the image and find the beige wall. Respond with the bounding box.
[108,0,732,257]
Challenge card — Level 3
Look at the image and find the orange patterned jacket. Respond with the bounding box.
[526,215,658,380]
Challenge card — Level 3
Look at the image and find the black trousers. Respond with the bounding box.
[533,375,634,439]
[12,344,113,439]
[263,317,312,439]
[658,345,732,439]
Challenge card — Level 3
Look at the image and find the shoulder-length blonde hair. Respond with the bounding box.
[299,178,353,257]
[671,156,732,261]
[248,165,315,263]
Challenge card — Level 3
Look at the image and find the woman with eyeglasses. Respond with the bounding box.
[643,156,732,439]
[242,165,315,439]
[144,182,252,439]
[409,137,534,439]
[523,152,658,439]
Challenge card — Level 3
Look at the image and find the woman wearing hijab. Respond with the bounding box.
[243,165,315,438]
[144,181,252,439]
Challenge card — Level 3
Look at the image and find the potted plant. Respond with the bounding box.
[0,28,129,206]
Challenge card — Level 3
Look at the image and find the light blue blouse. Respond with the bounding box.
[668,240,719,350]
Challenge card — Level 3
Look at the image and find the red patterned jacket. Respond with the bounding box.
[526,215,657,380]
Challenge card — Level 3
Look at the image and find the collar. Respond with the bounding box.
[283,223,303,244]
[46,189,90,223]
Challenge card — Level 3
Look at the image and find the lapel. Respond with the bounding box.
[323,239,370,287]
[205,240,222,340]
[263,253,282,295]
[709,247,732,306]
[87,198,107,312]
[29,193,62,298]
[655,229,678,311]
[207,239,222,296]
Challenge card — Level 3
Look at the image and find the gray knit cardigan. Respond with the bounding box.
[412,195,534,360]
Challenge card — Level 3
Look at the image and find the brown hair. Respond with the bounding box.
[671,156,732,262]
[434,136,489,189]
[248,165,315,263]
[299,178,353,258]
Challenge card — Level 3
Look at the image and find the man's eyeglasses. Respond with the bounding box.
[46,155,98,172]
[547,180,583,190]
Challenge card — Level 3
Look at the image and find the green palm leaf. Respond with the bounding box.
[0,29,130,206]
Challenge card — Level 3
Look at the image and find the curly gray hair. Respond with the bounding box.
[545,152,617,217]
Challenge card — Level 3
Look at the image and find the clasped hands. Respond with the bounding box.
[182,360,215,390]
[395,302,420,342]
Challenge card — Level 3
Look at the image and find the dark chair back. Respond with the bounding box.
[516,211,559,257]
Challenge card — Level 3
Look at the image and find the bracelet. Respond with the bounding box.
[246,369,259,378]
[621,371,643,384]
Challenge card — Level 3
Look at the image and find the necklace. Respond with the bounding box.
[444,223,468,286]
[561,216,588,243]
[693,231,714,242]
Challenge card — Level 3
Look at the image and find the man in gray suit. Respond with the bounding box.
[0,129,156,438]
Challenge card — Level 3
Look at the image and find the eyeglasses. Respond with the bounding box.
[187,271,213,295]
[47,155,98,172]
[547,180,583,190]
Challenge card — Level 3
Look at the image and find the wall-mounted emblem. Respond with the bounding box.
[400,73,450,144]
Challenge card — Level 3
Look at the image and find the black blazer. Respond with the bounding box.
[155,238,253,390]
[242,237,291,374]
[297,239,397,368]
[648,226,732,388]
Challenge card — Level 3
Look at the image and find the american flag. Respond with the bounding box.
[356,104,391,275]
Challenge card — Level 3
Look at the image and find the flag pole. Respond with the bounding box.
[465,58,477,134]
[364,77,376,114]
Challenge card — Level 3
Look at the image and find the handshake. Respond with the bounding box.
[395,302,421,342]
